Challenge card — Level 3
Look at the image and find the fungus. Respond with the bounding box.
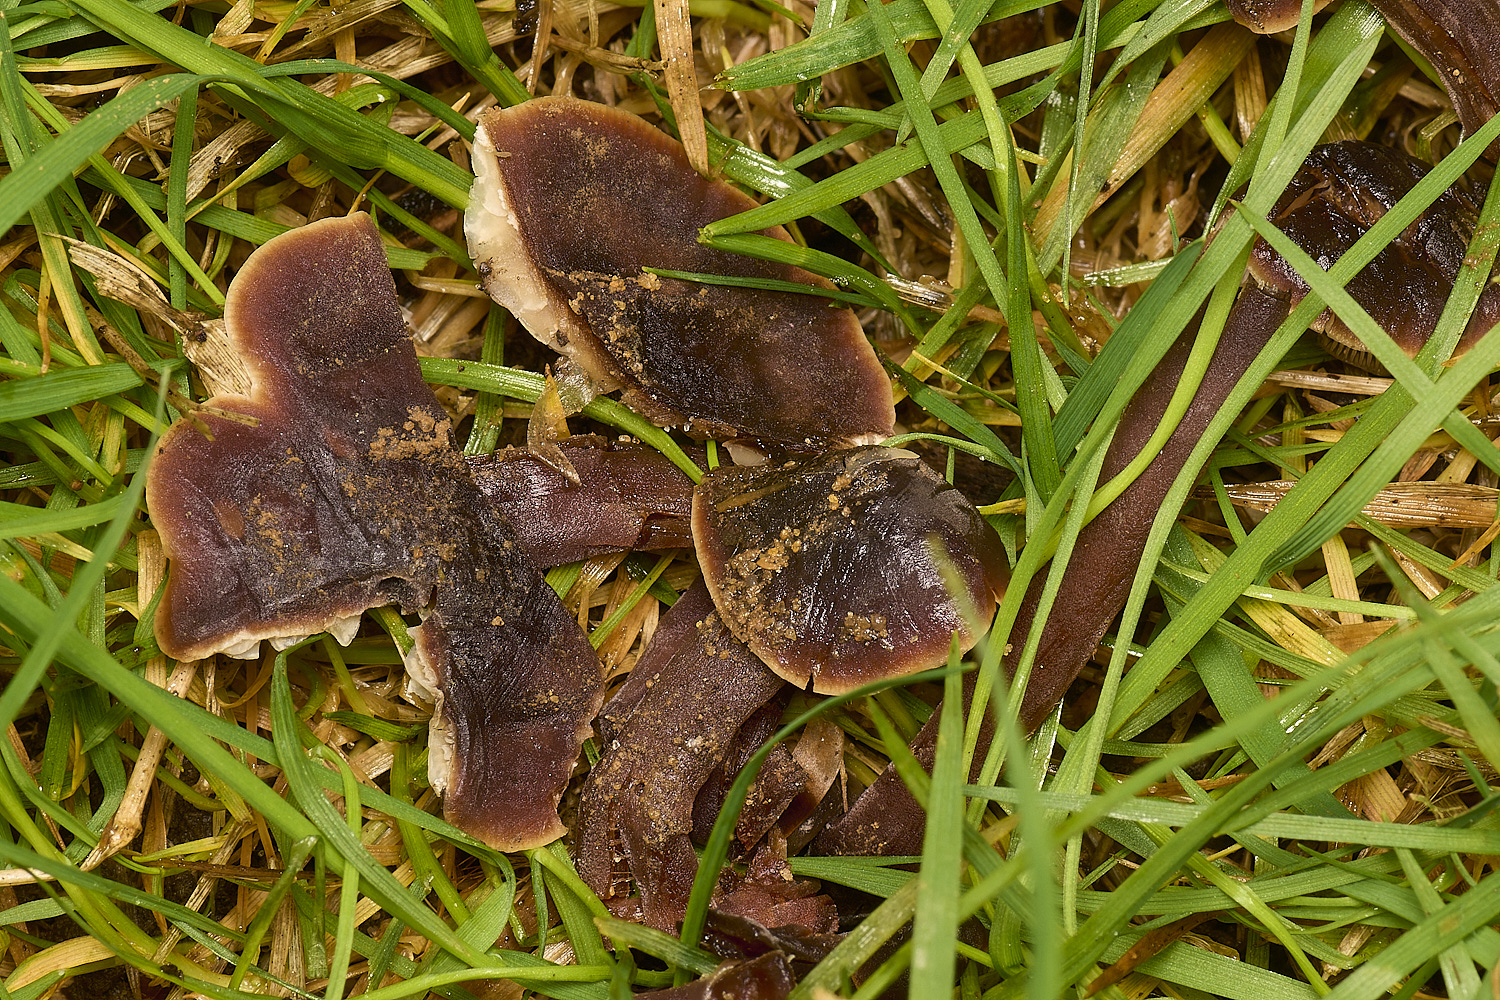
[636,953,796,1000]
[148,213,603,851]
[468,434,695,568]
[575,582,789,930]
[693,446,1008,693]
[1243,141,1500,370]
[460,100,1006,909]
[465,97,896,451]
[1225,0,1334,33]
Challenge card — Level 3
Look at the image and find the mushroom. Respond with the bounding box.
[636,953,796,1000]
[464,99,1008,913]
[1225,0,1335,34]
[818,139,1500,856]
[1007,139,1500,730]
[1241,141,1500,371]
[576,447,1004,925]
[465,96,896,452]
[575,581,789,930]
[693,446,1008,693]
[148,213,604,851]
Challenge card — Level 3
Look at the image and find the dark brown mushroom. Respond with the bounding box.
[692,446,1008,693]
[575,581,789,930]
[1006,139,1500,733]
[1225,0,1334,34]
[1244,140,1500,370]
[465,96,896,452]
[148,214,603,851]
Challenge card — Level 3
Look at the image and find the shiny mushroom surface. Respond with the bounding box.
[465,97,896,452]
[149,214,604,851]
[693,446,1008,693]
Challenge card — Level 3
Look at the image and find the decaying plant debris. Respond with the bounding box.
[8,0,1500,997]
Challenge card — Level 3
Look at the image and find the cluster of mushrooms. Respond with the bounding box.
[149,97,1006,934]
[149,36,1500,964]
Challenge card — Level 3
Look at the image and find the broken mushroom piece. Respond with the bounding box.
[576,582,789,931]
[636,953,797,1000]
[148,214,603,851]
[693,447,1007,693]
[465,96,896,451]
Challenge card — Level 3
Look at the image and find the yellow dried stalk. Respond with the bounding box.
[1217,479,1500,528]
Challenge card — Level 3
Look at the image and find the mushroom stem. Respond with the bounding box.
[1013,283,1291,729]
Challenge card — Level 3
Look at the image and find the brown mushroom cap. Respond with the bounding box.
[692,447,1007,693]
[465,97,896,451]
[1246,140,1500,368]
[148,214,602,851]
[148,214,458,660]
[1225,0,1334,33]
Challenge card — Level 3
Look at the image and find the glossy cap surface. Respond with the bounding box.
[1246,140,1498,364]
[148,214,602,851]
[465,97,895,451]
[693,447,1007,692]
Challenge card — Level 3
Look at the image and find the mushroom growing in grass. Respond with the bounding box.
[467,96,1007,921]
[148,213,605,851]
[575,450,1006,929]
[817,139,1500,857]
[465,96,897,452]
[694,446,1008,694]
